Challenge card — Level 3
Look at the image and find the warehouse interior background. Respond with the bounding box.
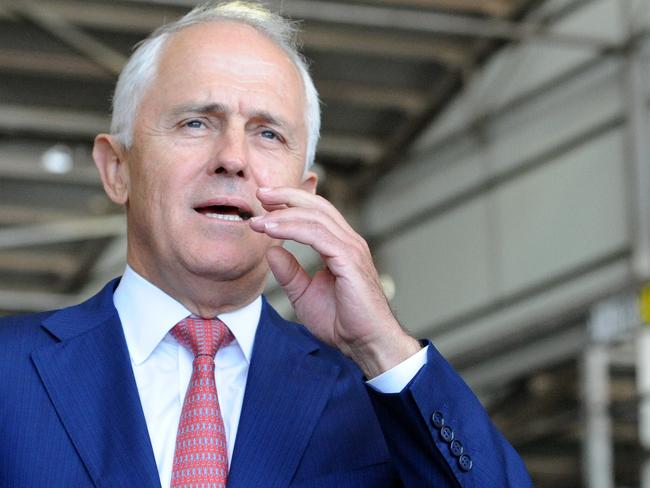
[1,0,649,486]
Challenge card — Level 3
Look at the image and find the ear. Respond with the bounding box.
[93,134,129,205]
[300,170,318,195]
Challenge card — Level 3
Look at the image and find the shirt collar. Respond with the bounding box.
[114,265,261,365]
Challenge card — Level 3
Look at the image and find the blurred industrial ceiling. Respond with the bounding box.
[0,0,582,311]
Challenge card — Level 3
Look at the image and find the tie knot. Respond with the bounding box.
[171,317,233,358]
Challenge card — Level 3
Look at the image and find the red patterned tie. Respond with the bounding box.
[170,317,233,488]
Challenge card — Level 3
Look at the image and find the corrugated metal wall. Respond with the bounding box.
[363,0,650,390]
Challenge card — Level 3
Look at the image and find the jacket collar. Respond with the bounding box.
[228,298,341,487]
[32,279,161,488]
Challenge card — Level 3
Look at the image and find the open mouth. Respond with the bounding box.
[194,204,253,222]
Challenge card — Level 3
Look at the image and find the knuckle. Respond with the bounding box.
[308,220,326,237]
[348,242,367,261]
[353,236,370,254]
[314,194,329,206]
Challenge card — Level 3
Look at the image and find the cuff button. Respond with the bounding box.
[431,411,445,429]
[459,453,473,472]
[440,425,454,443]
[450,439,464,457]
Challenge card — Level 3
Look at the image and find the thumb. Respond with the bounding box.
[267,246,311,304]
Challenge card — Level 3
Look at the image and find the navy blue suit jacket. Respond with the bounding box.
[0,279,532,487]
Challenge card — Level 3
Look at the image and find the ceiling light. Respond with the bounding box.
[380,273,396,301]
[41,144,73,174]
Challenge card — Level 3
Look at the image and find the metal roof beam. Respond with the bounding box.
[122,0,618,50]
[303,26,471,67]
[0,289,77,312]
[0,205,85,225]
[0,235,127,312]
[317,80,427,113]
[7,0,127,75]
[3,2,472,68]
[0,251,79,275]
[28,0,614,52]
[0,0,182,34]
[0,48,109,79]
[0,105,109,137]
[318,133,384,163]
[357,0,515,18]
[0,215,126,249]
[0,158,101,186]
[279,0,618,50]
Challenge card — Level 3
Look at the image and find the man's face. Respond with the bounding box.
[120,21,312,295]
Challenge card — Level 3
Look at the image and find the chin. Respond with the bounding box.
[185,251,268,284]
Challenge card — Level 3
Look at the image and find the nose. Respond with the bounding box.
[212,125,248,178]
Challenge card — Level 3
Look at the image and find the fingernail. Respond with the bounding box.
[259,187,271,192]
[264,222,278,229]
[250,215,262,222]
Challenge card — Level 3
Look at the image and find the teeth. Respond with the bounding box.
[205,213,244,222]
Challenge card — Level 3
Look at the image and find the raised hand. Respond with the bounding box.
[249,186,421,378]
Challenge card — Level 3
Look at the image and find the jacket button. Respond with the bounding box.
[440,425,454,443]
[459,453,473,472]
[431,411,445,429]
[450,439,464,457]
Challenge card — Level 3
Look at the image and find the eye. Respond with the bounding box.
[260,129,282,142]
[184,119,205,129]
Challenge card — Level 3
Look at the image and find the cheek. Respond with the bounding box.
[136,146,196,195]
[129,165,183,225]
[250,158,305,187]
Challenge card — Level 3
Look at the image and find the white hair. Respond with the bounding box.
[110,1,320,171]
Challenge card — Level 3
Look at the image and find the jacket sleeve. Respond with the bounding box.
[366,343,534,487]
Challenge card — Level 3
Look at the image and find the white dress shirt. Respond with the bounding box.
[114,265,427,487]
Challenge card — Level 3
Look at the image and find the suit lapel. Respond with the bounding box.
[31,281,161,488]
[228,301,341,488]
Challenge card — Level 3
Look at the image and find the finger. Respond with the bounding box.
[266,246,311,305]
[260,203,288,213]
[254,219,370,282]
[250,206,350,243]
[257,187,357,235]
[252,218,344,259]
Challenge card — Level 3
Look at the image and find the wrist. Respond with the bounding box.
[347,328,422,379]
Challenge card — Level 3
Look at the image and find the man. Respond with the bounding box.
[0,2,533,487]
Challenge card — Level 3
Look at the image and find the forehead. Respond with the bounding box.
[146,21,306,118]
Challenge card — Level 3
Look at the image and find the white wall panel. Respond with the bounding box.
[553,0,627,43]
[487,59,622,174]
[363,142,485,236]
[415,44,595,149]
[435,259,630,358]
[371,128,630,338]
[378,200,494,334]
[413,0,626,151]
[495,129,629,294]
[361,0,647,369]
[365,59,624,238]
[635,1,650,30]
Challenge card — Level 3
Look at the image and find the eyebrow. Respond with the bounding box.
[167,102,228,119]
[249,110,292,133]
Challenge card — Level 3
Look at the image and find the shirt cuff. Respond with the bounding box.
[366,345,429,394]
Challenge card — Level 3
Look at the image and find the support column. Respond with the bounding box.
[582,343,614,488]
[638,328,650,488]
[624,30,650,279]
